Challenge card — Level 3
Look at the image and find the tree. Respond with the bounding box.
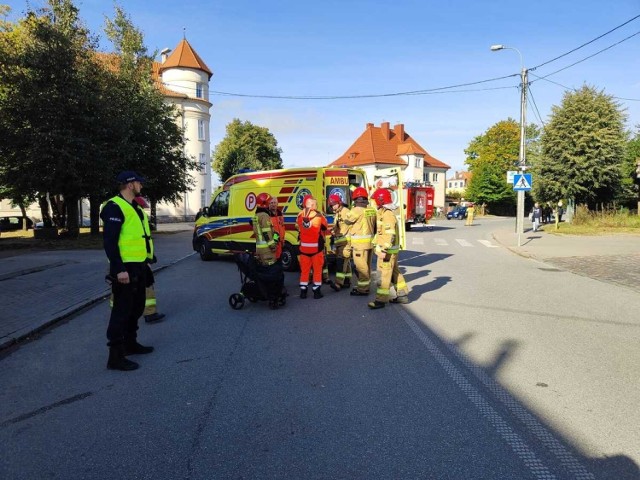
[102,6,197,227]
[213,119,283,182]
[0,0,105,234]
[464,119,539,212]
[618,125,640,208]
[464,162,515,214]
[533,85,626,209]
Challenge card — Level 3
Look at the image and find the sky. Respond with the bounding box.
[5,0,640,181]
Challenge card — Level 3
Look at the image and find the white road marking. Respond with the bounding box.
[478,240,499,248]
[411,237,425,245]
[434,238,448,246]
[455,239,473,247]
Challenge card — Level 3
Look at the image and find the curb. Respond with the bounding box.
[0,252,196,353]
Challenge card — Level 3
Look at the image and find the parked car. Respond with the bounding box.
[446,206,468,220]
[0,216,34,231]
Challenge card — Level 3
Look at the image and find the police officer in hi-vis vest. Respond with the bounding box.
[368,188,410,309]
[100,171,154,371]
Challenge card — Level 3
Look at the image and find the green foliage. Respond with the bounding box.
[212,119,283,182]
[617,125,640,206]
[465,119,520,172]
[534,85,626,207]
[465,162,515,206]
[570,204,640,229]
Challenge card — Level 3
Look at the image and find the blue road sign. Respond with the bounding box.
[513,174,532,191]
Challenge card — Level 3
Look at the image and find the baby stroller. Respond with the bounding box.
[229,252,287,310]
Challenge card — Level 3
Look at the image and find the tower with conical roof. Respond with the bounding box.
[154,38,213,220]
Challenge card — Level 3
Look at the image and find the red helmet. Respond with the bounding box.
[256,192,273,208]
[351,187,368,200]
[371,188,392,207]
[133,196,149,208]
[328,194,342,206]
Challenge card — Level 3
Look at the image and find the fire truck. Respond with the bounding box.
[403,182,435,230]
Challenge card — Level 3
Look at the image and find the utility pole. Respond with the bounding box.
[491,44,528,246]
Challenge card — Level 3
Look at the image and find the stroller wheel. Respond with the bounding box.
[229,293,245,310]
[278,295,286,306]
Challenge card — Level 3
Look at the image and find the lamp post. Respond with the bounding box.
[491,44,528,246]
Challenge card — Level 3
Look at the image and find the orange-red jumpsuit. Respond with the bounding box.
[296,208,328,289]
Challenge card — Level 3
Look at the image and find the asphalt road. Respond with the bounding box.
[1,217,638,479]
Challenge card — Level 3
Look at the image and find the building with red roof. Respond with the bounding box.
[328,122,450,208]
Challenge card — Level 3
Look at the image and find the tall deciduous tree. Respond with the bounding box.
[619,125,640,208]
[533,85,626,208]
[213,119,283,182]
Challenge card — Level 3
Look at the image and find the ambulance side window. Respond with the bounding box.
[210,191,229,216]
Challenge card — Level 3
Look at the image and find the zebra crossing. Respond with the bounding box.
[409,237,500,248]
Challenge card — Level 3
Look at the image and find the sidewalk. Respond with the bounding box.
[0,224,194,351]
[492,225,640,293]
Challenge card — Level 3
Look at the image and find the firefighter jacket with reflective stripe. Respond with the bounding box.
[375,207,400,254]
[109,196,151,262]
[344,205,376,251]
[331,206,351,246]
[296,209,328,255]
[253,209,277,265]
[269,210,286,260]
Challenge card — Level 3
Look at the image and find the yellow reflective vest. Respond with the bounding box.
[109,196,151,262]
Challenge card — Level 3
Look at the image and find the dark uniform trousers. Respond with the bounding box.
[107,262,148,347]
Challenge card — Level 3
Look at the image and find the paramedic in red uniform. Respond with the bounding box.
[296,195,328,299]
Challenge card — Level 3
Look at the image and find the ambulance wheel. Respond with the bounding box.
[281,242,299,272]
[199,240,216,261]
[229,293,245,310]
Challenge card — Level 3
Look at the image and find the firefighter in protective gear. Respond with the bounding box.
[253,193,278,267]
[327,193,352,290]
[368,188,409,309]
[465,203,475,226]
[133,195,166,324]
[268,196,286,261]
[253,192,284,309]
[344,186,376,296]
[296,195,328,299]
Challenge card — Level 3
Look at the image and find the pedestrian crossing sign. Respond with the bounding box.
[513,174,532,191]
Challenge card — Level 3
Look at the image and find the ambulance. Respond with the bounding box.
[193,167,369,271]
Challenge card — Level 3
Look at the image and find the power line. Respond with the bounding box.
[203,73,519,100]
[532,30,640,80]
[530,14,640,71]
[527,85,545,127]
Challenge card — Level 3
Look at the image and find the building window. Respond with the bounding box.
[196,83,203,99]
[201,189,206,208]
[415,158,421,168]
[198,120,205,140]
[433,173,439,183]
[423,172,429,183]
[199,153,207,175]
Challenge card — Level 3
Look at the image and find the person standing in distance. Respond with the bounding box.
[100,171,154,371]
[327,193,352,290]
[368,188,409,309]
[344,187,376,296]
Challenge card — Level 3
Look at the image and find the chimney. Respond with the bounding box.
[160,47,171,64]
[394,123,404,141]
[366,123,374,129]
[381,122,390,140]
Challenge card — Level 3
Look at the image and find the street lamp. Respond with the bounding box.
[491,44,528,246]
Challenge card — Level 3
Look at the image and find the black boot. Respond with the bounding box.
[343,279,351,288]
[368,300,386,309]
[313,286,323,299]
[328,280,340,292]
[123,341,154,355]
[144,312,165,323]
[107,345,139,371]
[300,287,308,299]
